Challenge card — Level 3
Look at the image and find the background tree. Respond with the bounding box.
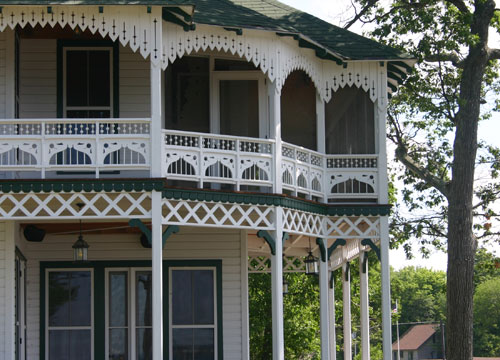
[342,1,500,359]
[473,277,500,356]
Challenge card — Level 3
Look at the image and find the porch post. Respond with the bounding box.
[268,81,282,194]
[329,271,337,360]
[343,262,352,360]
[151,191,163,360]
[319,239,331,360]
[271,207,285,360]
[316,94,325,153]
[359,252,370,360]
[150,59,163,177]
[1,221,15,360]
[380,217,392,360]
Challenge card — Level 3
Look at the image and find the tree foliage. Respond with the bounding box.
[343,0,500,358]
[473,277,500,356]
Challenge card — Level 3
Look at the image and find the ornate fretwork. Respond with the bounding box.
[323,216,380,239]
[161,198,275,230]
[0,191,151,219]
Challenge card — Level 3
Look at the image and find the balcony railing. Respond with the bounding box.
[0,121,379,200]
[0,118,151,176]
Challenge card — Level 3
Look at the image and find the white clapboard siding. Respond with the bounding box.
[0,222,6,358]
[119,45,151,118]
[25,227,244,359]
[19,39,57,119]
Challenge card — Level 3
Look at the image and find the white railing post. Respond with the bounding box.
[95,119,101,178]
[41,120,46,179]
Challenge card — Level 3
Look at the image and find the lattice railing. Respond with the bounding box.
[0,118,151,177]
[163,130,274,189]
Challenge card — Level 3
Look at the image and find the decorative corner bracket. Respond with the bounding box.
[316,238,327,262]
[327,238,346,261]
[129,219,179,248]
[361,238,381,261]
[361,251,369,273]
[256,230,288,256]
[344,261,350,282]
[329,271,335,289]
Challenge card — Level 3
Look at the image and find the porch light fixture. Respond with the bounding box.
[73,203,89,262]
[304,238,318,275]
[283,276,289,295]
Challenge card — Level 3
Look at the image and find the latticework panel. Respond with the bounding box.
[248,256,307,273]
[324,216,380,239]
[282,208,323,237]
[162,199,275,230]
[0,191,151,219]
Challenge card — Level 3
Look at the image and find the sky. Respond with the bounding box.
[280,0,500,271]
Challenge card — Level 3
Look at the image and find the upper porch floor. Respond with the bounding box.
[0,7,405,204]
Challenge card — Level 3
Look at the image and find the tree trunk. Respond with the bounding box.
[446,2,495,359]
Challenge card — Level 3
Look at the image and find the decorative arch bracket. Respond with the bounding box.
[361,238,380,261]
[256,230,288,256]
[128,219,179,248]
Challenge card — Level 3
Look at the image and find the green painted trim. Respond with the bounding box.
[257,230,275,256]
[40,259,223,360]
[57,39,119,118]
[162,8,193,31]
[344,261,350,281]
[361,251,368,273]
[162,225,179,245]
[329,271,335,289]
[0,178,165,193]
[167,6,192,22]
[316,238,327,262]
[298,38,343,65]
[162,188,391,216]
[129,220,180,248]
[224,27,243,35]
[361,238,381,261]
[327,239,346,260]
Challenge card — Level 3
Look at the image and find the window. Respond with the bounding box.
[63,47,112,118]
[46,269,93,360]
[170,268,217,359]
[43,261,222,360]
[325,86,375,154]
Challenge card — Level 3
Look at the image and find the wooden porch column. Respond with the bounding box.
[343,262,352,360]
[150,58,163,178]
[268,81,282,194]
[329,271,337,360]
[360,252,371,360]
[151,190,163,360]
[318,239,331,360]
[271,207,285,360]
[380,217,392,360]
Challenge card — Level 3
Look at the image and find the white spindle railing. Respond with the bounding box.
[0,118,151,177]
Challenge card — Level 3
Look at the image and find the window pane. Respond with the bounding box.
[49,330,91,360]
[172,270,193,325]
[219,80,259,138]
[88,50,110,106]
[193,270,214,325]
[66,50,88,107]
[109,272,128,327]
[136,328,152,360]
[110,328,128,360]
[69,271,92,326]
[48,272,70,326]
[48,271,91,327]
[136,272,152,327]
[173,328,193,360]
[194,329,214,360]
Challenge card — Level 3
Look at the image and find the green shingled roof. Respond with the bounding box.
[0,0,415,68]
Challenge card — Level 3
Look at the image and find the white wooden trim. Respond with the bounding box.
[5,222,16,360]
[359,251,370,360]
[271,207,285,360]
[319,244,331,360]
[45,268,94,360]
[151,190,163,360]
[268,80,282,193]
[342,261,352,360]
[240,229,250,360]
[380,216,392,360]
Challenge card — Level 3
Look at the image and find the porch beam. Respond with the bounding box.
[343,261,352,360]
[318,238,331,360]
[151,190,163,360]
[359,251,371,360]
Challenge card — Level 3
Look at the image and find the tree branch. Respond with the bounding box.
[444,0,471,14]
[488,48,500,61]
[388,113,451,198]
[425,53,464,68]
[343,0,378,29]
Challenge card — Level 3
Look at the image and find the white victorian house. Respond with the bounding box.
[0,1,415,359]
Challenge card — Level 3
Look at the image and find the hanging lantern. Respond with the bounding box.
[283,277,289,295]
[73,211,89,262]
[304,250,318,275]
